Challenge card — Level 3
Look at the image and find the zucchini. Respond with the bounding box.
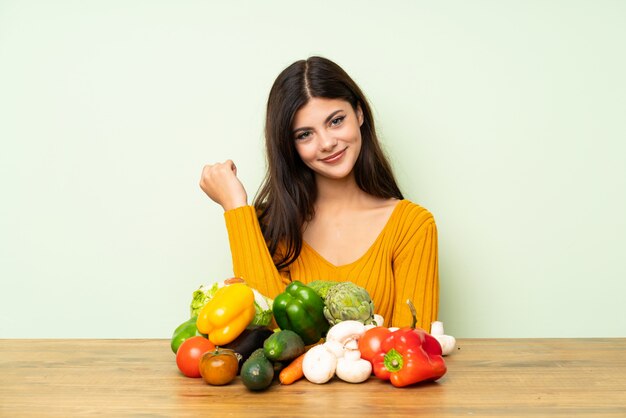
[240,348,274,391]
[263,329,305,362]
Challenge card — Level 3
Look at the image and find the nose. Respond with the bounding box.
[318,131,338,152]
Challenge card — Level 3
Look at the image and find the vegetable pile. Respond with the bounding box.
[171,278,456,391]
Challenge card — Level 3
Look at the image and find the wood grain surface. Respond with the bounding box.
[1,338,625,417]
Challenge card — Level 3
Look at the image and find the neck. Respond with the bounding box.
[314,173,364,208]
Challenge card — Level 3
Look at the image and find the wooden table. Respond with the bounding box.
[1,338,625,417]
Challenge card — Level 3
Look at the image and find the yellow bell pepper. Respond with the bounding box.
[196,283,256,346]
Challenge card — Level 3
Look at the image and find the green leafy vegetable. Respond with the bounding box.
[190,283,220,317]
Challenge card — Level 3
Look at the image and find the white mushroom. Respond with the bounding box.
[323,340,345,358]
[325,320,367,347]
[430,321,456,356]
[335,354,372,383]
[302,344,337,384]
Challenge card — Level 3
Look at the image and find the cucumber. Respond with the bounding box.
[263,330,305,362]
[240,348,274,391]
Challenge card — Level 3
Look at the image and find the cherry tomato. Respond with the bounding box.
[176,336,215,378]
[358,326,392,362]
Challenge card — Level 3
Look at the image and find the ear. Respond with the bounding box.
[356,103,364,127]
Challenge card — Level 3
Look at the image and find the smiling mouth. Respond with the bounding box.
[320,148,347,163]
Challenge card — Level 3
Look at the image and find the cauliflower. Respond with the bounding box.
[323,282,376,325]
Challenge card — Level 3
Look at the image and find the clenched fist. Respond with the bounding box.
[199,160,248,211]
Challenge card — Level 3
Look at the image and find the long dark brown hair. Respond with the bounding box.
[253,56,404,270]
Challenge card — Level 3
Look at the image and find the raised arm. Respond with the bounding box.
[200,161,288,298]
[223,206,290,298]
[391,208,439,332]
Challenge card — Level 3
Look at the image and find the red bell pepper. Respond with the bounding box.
[370,300,447,387]
[372,327,447,387]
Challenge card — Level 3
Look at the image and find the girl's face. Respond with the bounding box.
[292,97,364,181]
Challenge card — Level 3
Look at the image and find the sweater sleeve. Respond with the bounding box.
[391,209,439,332]
[223,205,290,299]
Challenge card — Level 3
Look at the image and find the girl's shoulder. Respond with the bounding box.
[390,199,436,228]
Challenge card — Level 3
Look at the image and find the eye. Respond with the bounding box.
[295,131,311,141]
[330,116,345,126]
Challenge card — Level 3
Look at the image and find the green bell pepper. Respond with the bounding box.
[272,281,329,345]
[170,316,206,354]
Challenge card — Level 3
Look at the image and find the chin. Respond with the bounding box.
[315,167,354,180]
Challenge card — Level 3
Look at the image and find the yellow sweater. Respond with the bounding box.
[223,199,439,331]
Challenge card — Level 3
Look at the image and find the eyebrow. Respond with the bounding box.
[293,109,344,134]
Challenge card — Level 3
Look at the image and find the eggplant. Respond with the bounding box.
[223,326,274,373]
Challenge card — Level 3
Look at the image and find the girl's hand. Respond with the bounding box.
[199,160,248,211]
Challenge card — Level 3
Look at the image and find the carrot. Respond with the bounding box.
[279,352,306,385]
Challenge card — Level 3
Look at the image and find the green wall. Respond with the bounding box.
[1,1,625,338]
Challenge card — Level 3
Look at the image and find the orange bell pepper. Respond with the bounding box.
[196,283,256,346]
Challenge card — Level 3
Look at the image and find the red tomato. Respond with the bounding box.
[358,327,392,362]
[176,336,215,378]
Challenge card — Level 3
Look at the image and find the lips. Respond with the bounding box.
[320,148,347,163]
